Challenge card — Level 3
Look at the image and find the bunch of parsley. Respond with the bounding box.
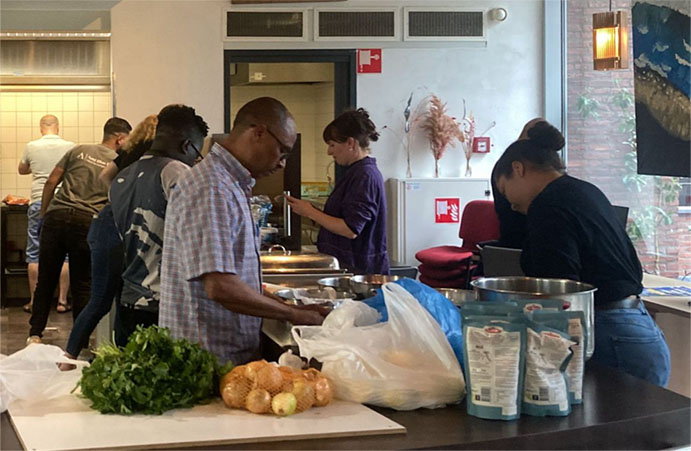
[78,325,233,415]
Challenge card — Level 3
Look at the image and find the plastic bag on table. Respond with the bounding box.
[363,278,464,369]
[0,344,89,413]
[292,283,465,410]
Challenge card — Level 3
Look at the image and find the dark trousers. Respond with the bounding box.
[66,205,124,356]
[29,208,93,337]
[114,306,158,347]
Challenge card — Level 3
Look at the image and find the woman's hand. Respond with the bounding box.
[284,194,316,219]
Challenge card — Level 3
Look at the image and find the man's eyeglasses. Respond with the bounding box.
[186,140,204,162]
[261,125,294,159]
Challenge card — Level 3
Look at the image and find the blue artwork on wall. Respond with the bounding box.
[632,1,690,177]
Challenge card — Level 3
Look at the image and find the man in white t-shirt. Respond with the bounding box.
[18,115,75,314]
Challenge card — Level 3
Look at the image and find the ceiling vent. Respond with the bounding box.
[315,8,398,41]
[0,39,110,85]
[404,8,485,41]
[225,9,307,42]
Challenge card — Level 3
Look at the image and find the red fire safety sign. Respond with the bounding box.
[357,49,382,73]
[435,198,460,223]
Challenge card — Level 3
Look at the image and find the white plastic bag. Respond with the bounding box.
[292,283,466,410]
[0,344,88,412]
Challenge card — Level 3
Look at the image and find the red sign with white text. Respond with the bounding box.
[357,49,382,73]
[435,198,460,223]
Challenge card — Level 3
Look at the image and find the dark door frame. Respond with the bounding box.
[223,49,357,181]
[223,49,357,132]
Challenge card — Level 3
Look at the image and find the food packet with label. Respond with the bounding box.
[513,298,567,313]
[462,315,526,421]
[521,319,574,417]
[530,310,586,405]
[460,301,521,320]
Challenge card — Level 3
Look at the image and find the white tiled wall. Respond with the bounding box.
[230,83,334,184]
[0,91,112,200]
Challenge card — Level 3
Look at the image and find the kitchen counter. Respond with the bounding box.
[2,362,689,450]
[641,273,691,398]
[642,273,691,317]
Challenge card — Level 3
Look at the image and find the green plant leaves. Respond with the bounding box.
[78,325,233,415]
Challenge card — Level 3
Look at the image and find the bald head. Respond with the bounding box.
[232,97,294,135]
[40,114,59,135]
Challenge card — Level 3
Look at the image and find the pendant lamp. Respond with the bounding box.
[593,1,629,71]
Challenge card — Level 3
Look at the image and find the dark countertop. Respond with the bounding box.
[2,362,689,450]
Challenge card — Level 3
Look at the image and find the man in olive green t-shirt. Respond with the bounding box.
[28,118,132,343]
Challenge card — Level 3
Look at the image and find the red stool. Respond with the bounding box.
[416,200,499,289]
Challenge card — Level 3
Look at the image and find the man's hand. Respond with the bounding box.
[288,304,330,326]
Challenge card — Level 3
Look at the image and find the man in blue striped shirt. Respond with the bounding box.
[160,97,326,365]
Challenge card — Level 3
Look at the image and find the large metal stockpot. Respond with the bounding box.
[470,277,597,359]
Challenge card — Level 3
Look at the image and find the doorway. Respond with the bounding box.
[224,49,357,186]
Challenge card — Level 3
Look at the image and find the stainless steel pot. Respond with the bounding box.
[436,288,477,306]
[470,277,597,359]
[349,274,401,297]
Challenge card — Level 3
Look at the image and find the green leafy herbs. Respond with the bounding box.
[77,325,233,415]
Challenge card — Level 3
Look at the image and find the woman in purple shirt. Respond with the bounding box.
[285,109,390,274]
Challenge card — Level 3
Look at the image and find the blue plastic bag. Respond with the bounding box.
[363,279,464,369]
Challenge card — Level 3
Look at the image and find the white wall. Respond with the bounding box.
[362,3,544,181]
[110,0,544,181]
[110,0,227,132]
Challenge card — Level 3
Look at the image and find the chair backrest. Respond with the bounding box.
[480,245,525,277]
[459,200,500,249]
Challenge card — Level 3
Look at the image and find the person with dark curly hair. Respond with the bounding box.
[286,108,389,275]
[493,120,670,387]
[109,104,209,346]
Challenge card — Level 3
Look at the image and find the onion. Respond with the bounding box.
[312,376,333,407]
[221,376,252,408]
[255,364,283,395]
[271,392,297,416]
[245,388,272,414]
[301,368,320,382]
[244,360,268,382]
[290,379,315,412]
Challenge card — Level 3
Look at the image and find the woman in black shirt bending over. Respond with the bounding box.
[493,121,670,387]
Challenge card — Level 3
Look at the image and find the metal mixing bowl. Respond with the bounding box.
[317,276,352,292]
[470,277,597,359]
[349,274,401,297]
[436,288,477,306]
[274,288,355,301]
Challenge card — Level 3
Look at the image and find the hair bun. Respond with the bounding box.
[527,121,565,151]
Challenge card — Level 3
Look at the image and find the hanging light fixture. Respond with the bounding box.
[592,1,629,70]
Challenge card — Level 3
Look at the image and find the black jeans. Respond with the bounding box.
[29,208,93,337]
[115,306,158,347]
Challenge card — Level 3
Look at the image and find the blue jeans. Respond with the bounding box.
[591,300,671,387]
[65,205,123,357]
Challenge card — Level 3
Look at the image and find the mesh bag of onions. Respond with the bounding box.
[220,360,333,416]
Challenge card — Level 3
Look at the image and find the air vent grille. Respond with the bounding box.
[0,40,109,76]
[318,11,395,37]
[227,11,304,38]
[407,10,484,38]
